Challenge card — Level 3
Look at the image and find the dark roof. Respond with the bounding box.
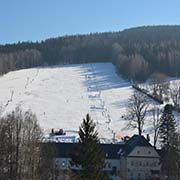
[47,142,125,159]
[44,135,153,159]
[52,143,78,158]
[124,135,152,155]
[101,144,125,159]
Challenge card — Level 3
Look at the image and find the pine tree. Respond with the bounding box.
[71,114,107,180]
[159,104,180,179]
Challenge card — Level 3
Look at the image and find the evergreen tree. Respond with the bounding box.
[71,114,107,180]
[159,104,180,179]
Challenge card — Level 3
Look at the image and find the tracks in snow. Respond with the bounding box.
[84,63,114,139]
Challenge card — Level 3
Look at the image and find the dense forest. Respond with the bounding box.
[1,25,180,82]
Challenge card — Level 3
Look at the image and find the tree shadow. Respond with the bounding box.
[80,63,130,92]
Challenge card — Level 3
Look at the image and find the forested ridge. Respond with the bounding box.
[1,25,180,81]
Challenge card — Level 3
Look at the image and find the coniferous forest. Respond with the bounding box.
[1,25,180,81]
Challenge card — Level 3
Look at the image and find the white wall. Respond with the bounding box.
[126,146,160,180]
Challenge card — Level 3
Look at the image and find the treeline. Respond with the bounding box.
[1,25,180,81]
[114,26,180,81]
[0,49,42,75]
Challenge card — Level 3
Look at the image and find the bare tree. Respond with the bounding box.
[0,107,60,180]
[0,108,42,180]
[151,107,161,147]
[170,81,180,107]
[38,143,59,180]
[129,54,149,81]
[150,72,169,100]
[125,91,149,135]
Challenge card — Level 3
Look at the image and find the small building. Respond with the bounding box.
[48,135,161,180]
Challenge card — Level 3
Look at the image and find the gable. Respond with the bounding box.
[127,146,160,158]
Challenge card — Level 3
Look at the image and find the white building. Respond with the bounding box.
[119,135,161,180]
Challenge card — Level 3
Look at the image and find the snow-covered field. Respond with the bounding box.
[0,63,178,142]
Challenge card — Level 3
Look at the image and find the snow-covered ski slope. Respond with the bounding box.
[0,63,161,140]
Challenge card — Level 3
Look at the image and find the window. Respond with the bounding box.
[135,161,139,166]
[131,161,134,166]
[148,151,151,154]
[143,160,146,166]
[137,151,140,154]
[153,161,157,166]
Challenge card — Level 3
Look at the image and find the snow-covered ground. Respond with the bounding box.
[0,63,178,142]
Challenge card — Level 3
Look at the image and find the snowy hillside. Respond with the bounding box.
[0,63,164,141]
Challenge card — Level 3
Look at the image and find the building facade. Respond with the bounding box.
[48,135,161,180]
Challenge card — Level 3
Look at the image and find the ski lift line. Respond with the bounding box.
[86,63,113,130]
[86,64,114,142]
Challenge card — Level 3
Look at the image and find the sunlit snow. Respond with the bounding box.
[1,63,178,142]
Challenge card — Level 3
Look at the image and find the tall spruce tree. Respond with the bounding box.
[159,104,180,179]
[71,114,107,180]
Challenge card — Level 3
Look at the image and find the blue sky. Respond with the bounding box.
[0,0,180,44]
